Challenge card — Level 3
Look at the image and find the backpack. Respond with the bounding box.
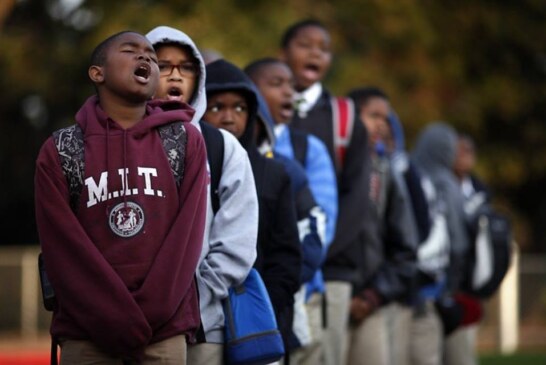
[200,121,225,214]
[416,175,450,277]
[331,96,355,171]
[53,121,225,213]
[52,121,188,209]
[290,97,354,172]
[223,268,285,365]
[465,207,512,299]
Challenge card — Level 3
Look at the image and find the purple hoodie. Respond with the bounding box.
[35,95,207,359]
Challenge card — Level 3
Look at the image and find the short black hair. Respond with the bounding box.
[347,87,389,112]
[90,30,139,67]
[153,41,193,56]
[244,57,283,81]
[153,41,200,72]
[281,19,328,48]
[458,133,476,150]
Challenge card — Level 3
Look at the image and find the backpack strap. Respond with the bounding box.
[289,127,308,167]
[200,121,225,215]
[158,121,187,188]
[331,96,355,171]
[52,122,186,213]
[53,124,85,211]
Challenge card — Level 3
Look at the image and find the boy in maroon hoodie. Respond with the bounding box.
[34,31,207,364]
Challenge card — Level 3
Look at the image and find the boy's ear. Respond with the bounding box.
[88,65,104,84]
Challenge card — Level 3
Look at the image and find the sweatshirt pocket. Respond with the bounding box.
[112,260,153,291]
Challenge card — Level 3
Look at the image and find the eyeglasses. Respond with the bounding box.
[158,62,199,78]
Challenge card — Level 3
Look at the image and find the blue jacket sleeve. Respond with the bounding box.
[305,135,338,248]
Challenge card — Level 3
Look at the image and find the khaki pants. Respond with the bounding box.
[60,335,186,365]
[410,301,442,365]
[444,324,478,365]
[322,281,352,365]
[187,342,223,365]
[347,306,390,365]
[388,303,412,365]
[290,292,325,365]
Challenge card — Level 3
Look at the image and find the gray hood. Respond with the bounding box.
[411,122,457,175]
[411,122,470,292]
[146,26,207,128]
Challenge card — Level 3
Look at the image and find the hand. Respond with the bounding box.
[350,297,373,324]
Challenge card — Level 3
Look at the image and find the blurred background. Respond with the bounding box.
[0,0,545,362]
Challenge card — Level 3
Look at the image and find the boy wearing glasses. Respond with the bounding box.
[35,31,208,364]
[146,27,259,365]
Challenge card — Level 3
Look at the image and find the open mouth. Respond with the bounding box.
[301,62,321,82]
[166,87,184,102]
[281,101,294,112]
[305,63,320,72]
[134,63,151,82]
[279,101,294,120]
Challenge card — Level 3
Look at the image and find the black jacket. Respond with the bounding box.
[354,154,418,304]
[291,89,370,283]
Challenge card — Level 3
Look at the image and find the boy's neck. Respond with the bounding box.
[295,82,321,93]
[295,84,308,93]
[99,96,147,129]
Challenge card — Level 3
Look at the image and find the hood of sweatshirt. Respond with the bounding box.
[76,95,195,137]
[411,122,457,175]
[75,95,195,213]
[146,26,207,128]
[255,87,277,153]
[205,59,258,151]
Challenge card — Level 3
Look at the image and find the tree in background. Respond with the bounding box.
[1,0,545,251]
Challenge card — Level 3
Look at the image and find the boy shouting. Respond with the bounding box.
[35,31,207,364]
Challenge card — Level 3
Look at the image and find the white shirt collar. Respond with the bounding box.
[294,82,322,118]
[461,176,475,198]
[273,124,287,137]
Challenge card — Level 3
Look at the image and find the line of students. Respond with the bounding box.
[35,19,491,365]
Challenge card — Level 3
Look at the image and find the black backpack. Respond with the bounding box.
[464,207,512,299]
[200,121,224,214]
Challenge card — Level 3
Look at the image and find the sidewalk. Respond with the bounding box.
[0,333,51,365]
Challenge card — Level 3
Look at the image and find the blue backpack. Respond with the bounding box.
[223,268,285,365]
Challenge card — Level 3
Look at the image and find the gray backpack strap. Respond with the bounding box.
[158,121,187,187]
[52,122,186,213]
[52,124,85,211]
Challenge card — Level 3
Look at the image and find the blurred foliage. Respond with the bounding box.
[1,0,545,251]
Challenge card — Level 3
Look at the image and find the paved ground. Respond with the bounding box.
[0,327,544,364]
[0,333,50,364]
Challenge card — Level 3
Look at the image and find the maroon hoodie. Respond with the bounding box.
[35,95,207,358]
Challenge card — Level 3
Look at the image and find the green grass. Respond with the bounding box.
[480,353,546,365]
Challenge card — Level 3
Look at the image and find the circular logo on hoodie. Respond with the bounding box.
[109,202,145,238]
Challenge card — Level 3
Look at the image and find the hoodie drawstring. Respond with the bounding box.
[105,120,111,218]
[123,129,128,213]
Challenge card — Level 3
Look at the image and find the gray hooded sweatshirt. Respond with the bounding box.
[146,26,259,343]
[411,122,470,292]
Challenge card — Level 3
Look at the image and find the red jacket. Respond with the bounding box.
[35,96,207,358]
